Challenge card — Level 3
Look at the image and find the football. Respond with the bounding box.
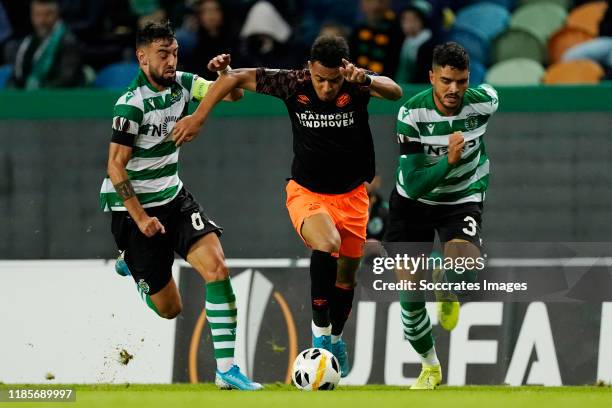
[292,348,341,391]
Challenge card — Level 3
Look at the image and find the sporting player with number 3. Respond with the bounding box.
[384,42,499,389]
[99,21,261,390]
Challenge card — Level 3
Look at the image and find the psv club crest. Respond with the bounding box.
[336,93,351,108]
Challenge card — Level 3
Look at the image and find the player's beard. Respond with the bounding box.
[435,89,461,113]
[151,70,176,88]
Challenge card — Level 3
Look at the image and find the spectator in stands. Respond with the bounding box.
[236,1,300,69]
[562,5,612,79]
[296,0,358,47]
[349,0,403,77]
[182,0,237,79]
[58,0,106,40]
[396,0,434,83]
[8,0,84,89]
[224,0,299,27]
[131,0,167,29]
[57,0,138,70]
[394,0,467,43]
[319,21,351,40]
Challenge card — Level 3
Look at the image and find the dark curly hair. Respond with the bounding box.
[432,42,469,70]
[136,21,175,48]
[310,35,350,68]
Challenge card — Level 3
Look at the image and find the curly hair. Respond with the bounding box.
[432,42,470,70]
[310,35,350,68]
[136,21,175,48]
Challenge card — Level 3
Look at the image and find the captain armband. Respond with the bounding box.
[192,76,213,101]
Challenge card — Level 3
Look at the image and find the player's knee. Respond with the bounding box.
[207,257,229,282]
[157,298,183,320]
[158,301,183,319]
[310,234,341,254]
[445,239,480,258]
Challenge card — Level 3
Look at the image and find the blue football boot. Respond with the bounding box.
[331,339,350,377]
[215,365,263,390]
[115,251,131,277]
[312,333,332,352]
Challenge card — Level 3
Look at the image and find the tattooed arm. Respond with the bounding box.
[107,142,165,237]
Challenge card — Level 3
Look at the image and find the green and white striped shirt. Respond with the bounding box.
[395,84,499,205]
[100,70,210,211]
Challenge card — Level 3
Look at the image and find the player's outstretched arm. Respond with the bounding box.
[107,142,165,237]
[400,132,465,199]
[368,75,403,101]
[207,54,244,102]
[172,68,257,146]
[340,58,402,101]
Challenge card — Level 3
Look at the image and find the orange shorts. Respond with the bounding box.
[285,180,369,258]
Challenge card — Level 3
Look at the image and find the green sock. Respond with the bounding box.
[400,300,434,356]
[136,282,161,316]
[206,278,237,372]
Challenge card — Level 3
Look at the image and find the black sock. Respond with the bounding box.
[330,285,355,336]
[310,250,338,328]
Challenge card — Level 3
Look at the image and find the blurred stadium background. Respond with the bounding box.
[1,0,611,391]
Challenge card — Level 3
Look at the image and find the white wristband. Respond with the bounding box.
[217,66,231,76]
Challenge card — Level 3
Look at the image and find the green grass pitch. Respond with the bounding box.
[1,384,611,408]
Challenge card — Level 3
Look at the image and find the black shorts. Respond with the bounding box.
[111,187,222,295]
[383,187,483,254]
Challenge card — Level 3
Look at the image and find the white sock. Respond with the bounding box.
[331,333,342,344]
[312,320,331,337]
[217,357,234,373]
[420,346,440,367]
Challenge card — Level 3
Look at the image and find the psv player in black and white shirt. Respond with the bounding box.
[172,36,402,378]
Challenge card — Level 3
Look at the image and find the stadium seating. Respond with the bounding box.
[0,64,12,88]
[543,59,605,84]
[466,0,517,10]
[469,60,487,85]
[449,25,490,65]
[548,26,594,64]
[518,0,572,10]
[485,58,544,84]
[510,2,567,45]
[92,62,139,89]
[492,27,546,64]
[454,2,511,42]
[566,1,609,36]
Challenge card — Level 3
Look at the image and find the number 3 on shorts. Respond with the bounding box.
[462,216,478,237]
[191,212,205,231]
